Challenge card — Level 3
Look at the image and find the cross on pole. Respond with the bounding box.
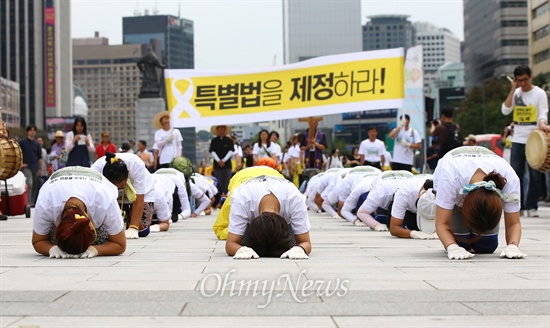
[298,116,323,145]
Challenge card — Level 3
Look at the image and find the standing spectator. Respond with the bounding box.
[242,145,254,168]
[49,130,66,173]
[137,140,154,172]
[65,117,94,167]
[120,142,131,153]
[345,147,361,168]
[300,121,327,170]
[36,137,49,187]
[229,132,243,172]
[95,131,117,161]
[502,65,550,217]
[426,139,440,173]
[327,149,344,169]
[358,126,385,170]
[388,114,422,171]
[19,125,42,206]
[269,131,283,165]
[430,108,461,158]
[252,129,278,163]
[153,111,182,170]
[128,139,136,154]
[209,124,234,197]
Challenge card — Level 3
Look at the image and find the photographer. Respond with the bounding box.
[430,108,461,158]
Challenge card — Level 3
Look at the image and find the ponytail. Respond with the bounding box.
[103,152,128,184]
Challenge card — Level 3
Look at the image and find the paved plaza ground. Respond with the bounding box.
[0,203,549,327]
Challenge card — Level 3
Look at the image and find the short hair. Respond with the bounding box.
[461,171,506,234]
[26,125,37,132]
[102,152,128,184]
[431,139,439,146]
[101,131,110,137]
[368,126,377,132]
[269,131,280,140]
[441,108,453,118]
[55,207,94,254]
[138,140,147,147]
[399,114,411,121]
[255,158,278,170]
[423,179,434,191]
[513,65,531,77]
[246,212,292,257]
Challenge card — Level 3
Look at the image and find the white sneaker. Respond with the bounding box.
[528,209,539,217]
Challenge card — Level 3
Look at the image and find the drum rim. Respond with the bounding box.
[526,129,549,169]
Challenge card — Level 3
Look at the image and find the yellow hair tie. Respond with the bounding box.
[110,156,118,164]
[75,214,87,220]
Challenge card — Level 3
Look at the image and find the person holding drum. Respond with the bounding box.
[32,166,126,258]
[433,146,525,260]
[502,65,550,218]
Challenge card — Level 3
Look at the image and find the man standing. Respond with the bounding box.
[359,126,385,170]
[19,125,42,206]
[137,140,154,172]
[94,131,117,161]
[209,125,234,197]
[502,65,550,217]
[430,108,460,158]
[153,111,182,170]
[36,137,49,187]
[300,121,327,170]
[388,114,422,171]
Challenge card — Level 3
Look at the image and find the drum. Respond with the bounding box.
[526,129,550,173]
[0,136,23,180]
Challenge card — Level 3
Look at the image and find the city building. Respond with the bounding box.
[362,15,416,51]
[0,0,72,128]
[0,77,20,129]
[428,62,465,118]
[123,13,196,163]
[414,22,462,95]
[463,0,529,89]
[72,34,142,146]
[281,0,362,144]
[528,0,550,83]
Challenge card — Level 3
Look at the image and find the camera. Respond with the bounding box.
[432,119,440,126]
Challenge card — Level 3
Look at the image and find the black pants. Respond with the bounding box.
[392,162,412,172]
[364,161,381,170]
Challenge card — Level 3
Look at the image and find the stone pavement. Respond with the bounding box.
[1,203,549,328]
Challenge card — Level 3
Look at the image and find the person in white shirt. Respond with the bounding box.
[340,172,381,224]
[136,140,154,172]
[501,65,550,218]
[226,175,311,260]
[91,152,155,239]
[337,166,381,216]
[388,114,422,172]
[358,126,386,170]
[154,168,192,220]
[269,131,283,166]
[152,111,183,170]
[389,174,438,239]
[150,174,175,232]
[382,145,393,171]
[356,171,414,230]
[229,132,243,172]
[327,148,344,169]
[32,166,126,258]
[433,146,524,260]
[252,129,279,163]
[304,173,324,212]
[321,168,350,219]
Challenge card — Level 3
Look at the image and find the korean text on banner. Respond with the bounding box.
[165,48,405,128]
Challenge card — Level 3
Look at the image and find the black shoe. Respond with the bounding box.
[0,214,8,221]
[171,213,179,223]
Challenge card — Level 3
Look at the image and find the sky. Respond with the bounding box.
[71,0,464,70]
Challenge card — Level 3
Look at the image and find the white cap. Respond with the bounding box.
[416,189,436,233]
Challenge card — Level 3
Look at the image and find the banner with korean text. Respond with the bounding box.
[165,48,404,128]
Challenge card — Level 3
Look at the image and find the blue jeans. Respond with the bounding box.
[510,142,541,210]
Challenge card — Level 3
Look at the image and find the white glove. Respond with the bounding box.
[447,244,475,260]
[332,214,341,220]
[500,244,527,259]
[410,230,438,240]
[399,119,406,128]
[125,227,139,239]
[280,246,309,260]
[400,139,411,148]
[79,246,98,258]
[233,246,259,260]
[354,219,366,227]
[374,223,389,231]
[149,224,161,233]
[49,245,72,259]
[166,134,174,142]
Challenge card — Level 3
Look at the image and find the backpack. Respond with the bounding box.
[441,122,462,155]
[170,156,195,194]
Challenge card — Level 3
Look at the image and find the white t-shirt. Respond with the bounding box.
[192,173,218,197]
[304,173,324,199]
[501,86,549,144]
[91,152,155,202]
[361,173,412,213]
[271,143,282,162]
[322,168,349,202]
[391,174,433,219]
[382,150,393,168]
[252,142,278,159]
[33,167,123,236]
[392,127,421,165]
[154,168,191,217]
[233,144,243,159]
[289,144,301,159]
[154,128,183,165]
[433,146,520,213]
[316,168,340,197]
[152,174,175,221]
[338,168,381,202]
[340,173,380,222]
[358,138,386,163]
[229,175,310,236]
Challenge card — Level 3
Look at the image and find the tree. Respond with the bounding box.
[532,73,549,92]
[196,130,212,142]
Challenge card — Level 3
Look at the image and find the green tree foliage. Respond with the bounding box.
[196,129,212,142]
[455,77,512,137]
[532,73,549,91]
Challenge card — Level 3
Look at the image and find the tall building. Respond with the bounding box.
[528,0,550,82]
[414,22,461,95]
[281,0,362,143]
[463,0,529,89]
[0,0,72,128]
[123,13,196,163]
[73,34,142,146]
[362,15,416,51]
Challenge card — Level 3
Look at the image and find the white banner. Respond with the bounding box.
[164,48,405,128]
[398,45,425,137]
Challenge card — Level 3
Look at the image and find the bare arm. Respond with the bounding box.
[92,230,126,256]
[295,232,311,254]
[435,205,455,249]
[225,232,244,256]
[503,211,522,247]
[32,231,55,256]
[359,155,365,166]
[389,217,411,238]
[129,194,145,229]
